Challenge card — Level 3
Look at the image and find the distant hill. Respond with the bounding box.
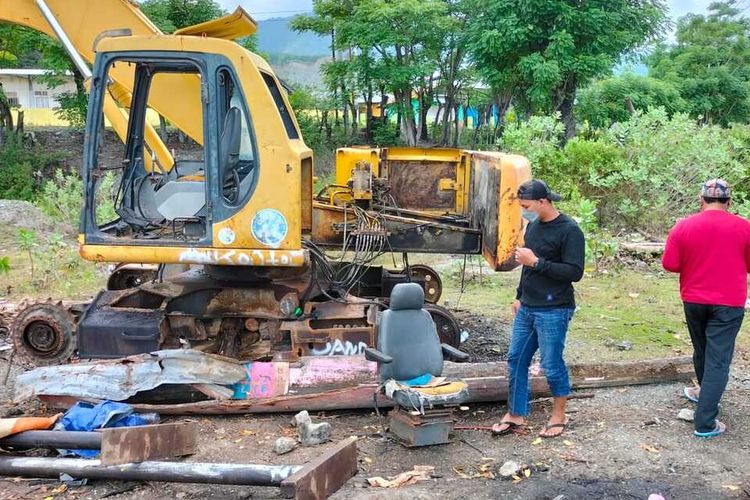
[257,16,329,57]
[269,53,329,89]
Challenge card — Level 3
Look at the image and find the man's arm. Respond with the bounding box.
[534,225,585,282]
[662,223,682,273]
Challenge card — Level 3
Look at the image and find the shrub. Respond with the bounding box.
[0,133,65,201]
[37,169,117,232]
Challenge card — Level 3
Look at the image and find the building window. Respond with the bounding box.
[34,90,49,108]
[5,92,19,107]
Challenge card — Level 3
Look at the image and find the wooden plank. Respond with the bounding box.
[100,422,198,466]
[279,437,358,500]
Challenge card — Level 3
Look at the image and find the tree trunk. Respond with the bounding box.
[348,95,357,136]
[556,76,578,142]
[452,102,460,147]
[365,83,374,143]
[0,93,13,131]
[379,88,388,127]
[15,109,23,134]
[158,115,168,143]
[440,92,455,146]
[396,90,417,146]
[433,103,443,131]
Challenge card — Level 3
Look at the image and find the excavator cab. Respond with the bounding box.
[79,35,312,268]
[84,56,254,243]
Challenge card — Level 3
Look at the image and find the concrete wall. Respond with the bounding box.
[0,74,77,110]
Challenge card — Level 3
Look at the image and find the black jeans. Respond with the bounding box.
[683,302,743,433]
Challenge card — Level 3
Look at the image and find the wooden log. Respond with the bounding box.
[39,356,694,415]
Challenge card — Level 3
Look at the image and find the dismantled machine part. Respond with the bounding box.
[3,1,530,367]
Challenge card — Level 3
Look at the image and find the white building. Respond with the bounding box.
[0,68,76,109]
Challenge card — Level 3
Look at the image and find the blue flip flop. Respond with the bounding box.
[683,387,699,403]
[694,421,726,439]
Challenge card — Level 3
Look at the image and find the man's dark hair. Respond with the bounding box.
[702,196,730,204]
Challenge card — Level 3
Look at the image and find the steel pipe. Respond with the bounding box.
[0,430,101,450]
[0,456,303,486]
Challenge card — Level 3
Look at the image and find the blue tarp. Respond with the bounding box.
[58,401,159,458]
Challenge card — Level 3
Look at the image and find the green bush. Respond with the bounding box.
[53,91,88,129]
[0,133,65,200]
[498,108,750,235]
[37,169,117,232]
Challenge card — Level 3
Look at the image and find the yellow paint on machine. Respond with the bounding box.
[79,243,308,267]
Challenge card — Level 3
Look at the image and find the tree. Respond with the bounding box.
[576,73,685,128]
[466,0,669,139]
[649,1,750,126]
[140,0,225,33]
[294,0,449,146]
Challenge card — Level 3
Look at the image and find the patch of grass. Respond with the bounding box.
[437,258,750,362]
[0,225,106,300]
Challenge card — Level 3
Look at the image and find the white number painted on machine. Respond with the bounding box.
[311,339,369,356]
[178,248,303,266]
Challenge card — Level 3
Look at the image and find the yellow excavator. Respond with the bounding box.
[2,0,530,367]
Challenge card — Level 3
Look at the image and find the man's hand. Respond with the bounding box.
[511,299,521,315]
[515,247,539,267]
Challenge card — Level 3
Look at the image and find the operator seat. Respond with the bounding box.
[152,107,241,220]
[365,282,469,445]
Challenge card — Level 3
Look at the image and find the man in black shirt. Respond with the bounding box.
[492,179,585,438]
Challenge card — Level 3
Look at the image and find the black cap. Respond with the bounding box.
[517,179,562,202]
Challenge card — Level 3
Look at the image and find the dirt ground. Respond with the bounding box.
[0,333,748,500]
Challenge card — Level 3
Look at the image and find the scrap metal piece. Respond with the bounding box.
[100,422,197,466]
[14,350,245,402]
[0,430,101,450]
[388,407,454,447]
[0,456,302,486]
[280,436,358,500]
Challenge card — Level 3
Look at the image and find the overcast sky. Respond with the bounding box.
[221,0,713,21]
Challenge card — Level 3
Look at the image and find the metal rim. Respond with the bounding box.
[11,303,76,367]
[408,264,443,304]
[23,320,64,354]
[424,304,461,348]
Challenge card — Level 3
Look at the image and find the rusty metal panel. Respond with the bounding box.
[280,437,358,500]
[387,160,457,210]
[100,422,198,466]
[469,152,531,271]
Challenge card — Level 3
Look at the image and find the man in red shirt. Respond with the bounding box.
[662,178,750,438]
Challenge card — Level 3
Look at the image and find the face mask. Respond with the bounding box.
[522,209,539,223]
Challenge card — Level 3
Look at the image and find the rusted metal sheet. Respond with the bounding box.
[284,301,376,357]
[14,350,246,402]
[469,152,531,271]
[387,160,457,210]
[100,422,198,466]
[280,436,358,500]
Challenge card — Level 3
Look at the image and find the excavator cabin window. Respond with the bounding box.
[83,53,258,247]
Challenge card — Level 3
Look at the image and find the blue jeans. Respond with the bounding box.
[507,306,574,416]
